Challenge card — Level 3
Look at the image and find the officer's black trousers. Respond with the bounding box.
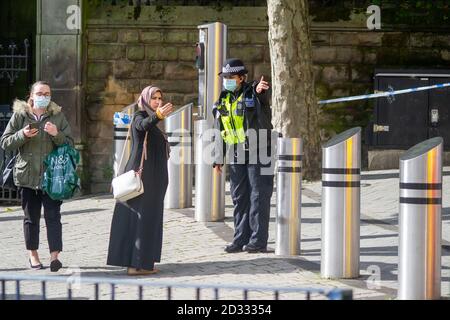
[229,163,274,248]
[21,188,63,253]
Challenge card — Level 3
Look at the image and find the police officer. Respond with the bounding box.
[212,58,274,253]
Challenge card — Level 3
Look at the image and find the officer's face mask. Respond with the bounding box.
[33,96,51,109]
[223,78,238,92]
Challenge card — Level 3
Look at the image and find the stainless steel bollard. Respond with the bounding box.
[113,112,131,177]
[398,137,442,300]
[164,103,193,209]
[197,22,227,125]
[321,127,361,279]
[194,119,226,222]
[194,22,227,222]
[276,137,302,256]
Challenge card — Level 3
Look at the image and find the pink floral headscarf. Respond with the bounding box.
[137,86,170,159]
[137,85,166,134]
[137,85,162,111]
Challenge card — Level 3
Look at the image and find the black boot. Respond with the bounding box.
[224,243,243,253]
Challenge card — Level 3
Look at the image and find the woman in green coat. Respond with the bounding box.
[0,81,72,272]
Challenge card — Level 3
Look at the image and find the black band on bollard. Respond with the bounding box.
[322,168,360,174]
[277,166,301,173]
[114,127,129,132]
[277,155,303,161]
[169,142,192,147]
[399,182,442,190]
[322,181,360,188]
[167,132,192,137]
[399,197,442,205]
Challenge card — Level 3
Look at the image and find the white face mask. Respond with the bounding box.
[34,96,51,109]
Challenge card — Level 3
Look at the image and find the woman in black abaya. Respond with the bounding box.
[107,85,173,275]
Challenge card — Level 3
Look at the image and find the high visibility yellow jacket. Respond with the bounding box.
[212,81,272,166]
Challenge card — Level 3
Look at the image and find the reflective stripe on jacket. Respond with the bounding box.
[218,92,246,145]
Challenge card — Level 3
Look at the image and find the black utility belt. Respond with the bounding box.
[219,109,245,116]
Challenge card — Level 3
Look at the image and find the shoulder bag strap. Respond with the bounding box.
[137,132,148,175]
[116,119,149,176]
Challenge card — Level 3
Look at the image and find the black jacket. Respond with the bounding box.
[212,80,272,166]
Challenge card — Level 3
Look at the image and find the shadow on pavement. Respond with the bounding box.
[1,294,89,300]
[361,246,398,257]
[361,170,450,180]
[361,173,399,180]
[290,233,398,246]
[360,233,397,240]
[0,268,29,272]
[0,208,107,222]
[76,257,321,278]
[302,203,321,208]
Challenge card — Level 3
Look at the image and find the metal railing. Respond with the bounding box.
[108,0,267,6]
[0,273,353,300]
[0,39,29,85]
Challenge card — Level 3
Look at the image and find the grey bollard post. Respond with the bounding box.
[113,112,132,177]
[321,127,361,279]
[194,119,226,222]
[164,103,193,209]
[398,137,442,300]
[276,137,303,256]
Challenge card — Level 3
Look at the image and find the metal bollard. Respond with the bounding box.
[194,22,227,222]
[398,137,442,300]
[194,120,225,222]
[164,103,193,209]
[113,112,131,177]
[276,137,302,256]
[321,127,361,279]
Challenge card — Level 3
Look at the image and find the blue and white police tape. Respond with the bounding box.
[113,112,131,125]
[318,82,450,105]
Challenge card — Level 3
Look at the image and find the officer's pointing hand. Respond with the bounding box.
[256,76,270,94]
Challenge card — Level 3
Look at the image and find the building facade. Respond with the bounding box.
[1,0,449,193]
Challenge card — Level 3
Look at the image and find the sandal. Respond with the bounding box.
[29,258,44,270]
[127,267,159,276]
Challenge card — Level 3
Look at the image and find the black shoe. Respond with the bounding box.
[50,259,62,272]
[243,244,267,253]
[224,243,243,253]
[29,258,43,270]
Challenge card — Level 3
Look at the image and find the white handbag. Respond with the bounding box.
[112,169,144,201]
[111,124,148,202]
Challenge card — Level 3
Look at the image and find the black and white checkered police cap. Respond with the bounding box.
[218,58,249,76]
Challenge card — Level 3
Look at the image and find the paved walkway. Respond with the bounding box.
[0,168,449,300]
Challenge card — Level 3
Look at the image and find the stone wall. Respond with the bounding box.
[312,31,450,137]
[84,5,450,193]
[84,5,272,193]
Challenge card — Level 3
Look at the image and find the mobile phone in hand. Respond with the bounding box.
[29,122,40,130]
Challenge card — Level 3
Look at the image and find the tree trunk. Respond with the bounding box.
[267,0,321,180]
